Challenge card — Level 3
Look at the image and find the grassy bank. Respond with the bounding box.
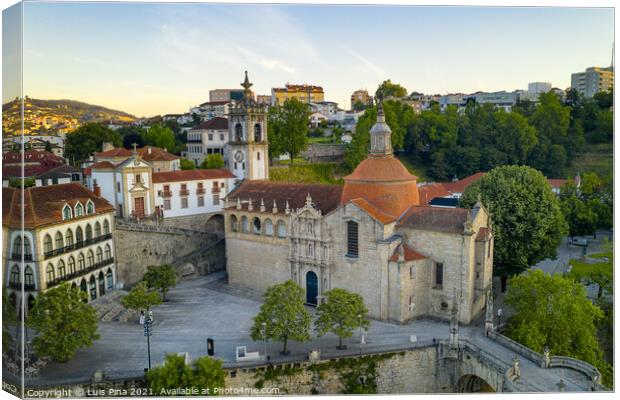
[270,163,345,185]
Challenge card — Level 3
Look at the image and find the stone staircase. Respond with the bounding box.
[91,291,138,323]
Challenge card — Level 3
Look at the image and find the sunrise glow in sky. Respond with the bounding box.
[4,2,615,116]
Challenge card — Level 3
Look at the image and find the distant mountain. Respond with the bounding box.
[2,97,137,136]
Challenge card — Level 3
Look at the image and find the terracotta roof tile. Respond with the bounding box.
[398,206,469,233]
[3,150,64,165]
[349,198,396,224]
[441,172,486,194]
[193,117,228,130]
[547,179,568,189]
[418,183,450,205]
[152,169,235,183]
[3,183,115,230]
[227,180,343,215]
[95,146,179,162]
[389,243,427,262]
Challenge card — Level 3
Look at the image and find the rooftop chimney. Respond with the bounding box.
[93,183,101,197]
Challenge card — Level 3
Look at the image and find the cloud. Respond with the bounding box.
[345,48,385,78]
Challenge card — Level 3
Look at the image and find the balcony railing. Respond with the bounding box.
[43,233,113,259]
[196,188,206,195]
[8,282,35,291]
[10,254,33,261]
[160,190,172,198]
[211,187,221,194]
[46,257,115,289]
[179,189,189,196]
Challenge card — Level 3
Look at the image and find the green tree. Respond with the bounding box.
[27,283,99,362]
[121,281,162,313]
[352,100,369,111]
[8,177,36,188]
[143,124,176,151]
[315,288,370,349]
[146,353,226,395]
[375,79,407,100]
[505,270,611,386]
[201,153,224,169]
[180,158,195,170]
[559,181,597,238]
[65,123,122,163]
[118,126,147,149]
[459,166,567,290]
[267,98,310,164]
[144,264,177,302]
[250,280,311,355]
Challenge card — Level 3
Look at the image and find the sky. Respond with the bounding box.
[4,2,615,117]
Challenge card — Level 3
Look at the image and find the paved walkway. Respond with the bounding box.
[11,272,598,392]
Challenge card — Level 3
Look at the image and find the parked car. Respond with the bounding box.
[572,237,588,247]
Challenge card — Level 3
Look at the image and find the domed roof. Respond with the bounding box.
[340,104,420,218]
[343,155,418,183]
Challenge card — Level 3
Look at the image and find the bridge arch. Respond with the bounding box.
[205,213,225,234]
[457,374,495,393]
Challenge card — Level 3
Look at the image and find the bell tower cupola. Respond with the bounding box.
[369,102,393,157]
[226,71,269,182]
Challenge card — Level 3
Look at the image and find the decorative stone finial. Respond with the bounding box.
[369,100,393,157]
[272,200,278,213]
[285,200,290,215]
[248,198,253,212]
[557,379,566,392]
[305,193,313,208]
[260,198,266,212]
[542,346,551,368]
[236,197,242,210]
[512,356,520,379]
[241,70,253,105]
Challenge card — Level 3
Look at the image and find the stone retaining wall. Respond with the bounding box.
[301,144,346,162]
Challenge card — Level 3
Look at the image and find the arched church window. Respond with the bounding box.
[66,229,74,246]
[254,124,262,142]
[264,219,273,236]
[103,219,110,235]
[58,260,66,278]
[277,220,286,238]
[252,217,261,235]
[46,264,55,283]
[24,266,34,287]
[307,222,314,235]
[235,123,243,142]
[95,221,101,237]
[230,215,238,232]
[241,216,250,233]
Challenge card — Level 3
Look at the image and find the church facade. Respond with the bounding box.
[224,72,493,324]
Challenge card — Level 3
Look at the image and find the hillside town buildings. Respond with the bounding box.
[186,117,228,166]
[3,183,117,314]
[224,73,494,324]
[92,144,180,173]
[2,151,82,187]
[350,89,374,109]
[571,66,614,98]
[271,84,325,105]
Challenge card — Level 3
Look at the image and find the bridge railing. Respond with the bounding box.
[548,356,603,388]
[458,338,522,393]
[487,331,543,366]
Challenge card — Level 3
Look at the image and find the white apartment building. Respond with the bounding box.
[186,117,229,166]
[571,66,614,98]
[309,101,339,117]
[153,170,236,218]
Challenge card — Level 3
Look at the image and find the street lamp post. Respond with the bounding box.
[144,312,153,371]
[261,322,267,360]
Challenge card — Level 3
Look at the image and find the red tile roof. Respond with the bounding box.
[547,179,568,189]
[152,169,235,183]
[3,150,65,166]
[441,172,486,194]
[341,155,420,218]
[193,117,228,130]
[83,161,118,176]
[95,146,180,162]
[3,183,115,229]
[227,180,343,215]
[349,198,396,224]
[398,206,469,233]
[389,243,427,262]
[418,183,450,205]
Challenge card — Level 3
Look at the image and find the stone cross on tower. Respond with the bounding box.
[132,142,138,154]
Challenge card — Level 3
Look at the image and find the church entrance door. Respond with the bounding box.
[306,271,318,305]
[133,197,145,218]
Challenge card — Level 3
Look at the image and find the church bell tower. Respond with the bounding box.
[226,71,269,181]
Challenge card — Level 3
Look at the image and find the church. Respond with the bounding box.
[223,72,494,324]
